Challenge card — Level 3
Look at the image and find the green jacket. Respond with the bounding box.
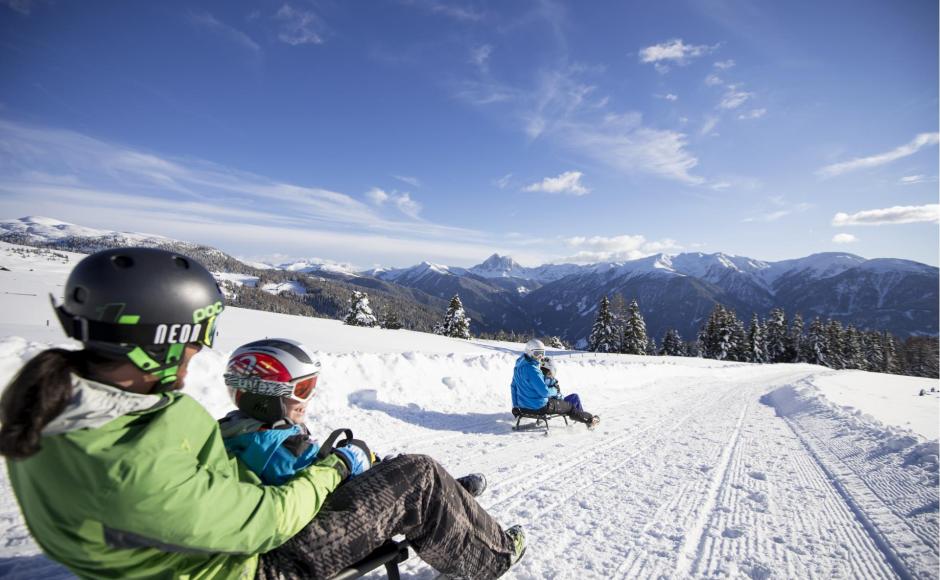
[6,376,344,579]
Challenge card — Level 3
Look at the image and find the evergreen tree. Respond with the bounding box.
[825,320,846,369]
[438,294,471,339]
[789,313,805,363]
[882,331,902,374]
[730,312,748,362]
[660,329,684,356]
[843,325,863,369]
[747,313,767,363]
[646,336,658,355]
[764,308,788,363]
[610,294,627,352]
[380,308,403,330]
[622,299,649,355]
[805,317,827,365]
[547,336,566,349]
[343,290,377,327]
[588,296,619,353]
[862,331,885,372]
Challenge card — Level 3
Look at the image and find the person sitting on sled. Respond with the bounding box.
[540,356,586,413]
[511,339,599,428]
[220,337,488,493]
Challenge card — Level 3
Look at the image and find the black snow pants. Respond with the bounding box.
[542,397,595,424]
[255,454,514,580]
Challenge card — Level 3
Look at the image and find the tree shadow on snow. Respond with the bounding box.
[348,391,514,435]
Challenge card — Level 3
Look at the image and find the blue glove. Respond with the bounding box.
[334,440,373,478]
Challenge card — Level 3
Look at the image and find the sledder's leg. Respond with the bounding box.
[544,398,595,425]
[256,454,515,580]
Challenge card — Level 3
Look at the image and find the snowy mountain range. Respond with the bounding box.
[2,216,937,342]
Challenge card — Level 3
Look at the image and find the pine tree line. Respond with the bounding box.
[585,297,938,378]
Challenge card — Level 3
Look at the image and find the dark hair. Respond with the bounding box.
[0,349,108,459]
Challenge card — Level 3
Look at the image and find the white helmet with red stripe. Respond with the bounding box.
[224,338,321,424]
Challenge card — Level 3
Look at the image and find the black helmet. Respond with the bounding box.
[53,247,225,385]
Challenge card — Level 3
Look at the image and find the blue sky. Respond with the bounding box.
[0,0,937,268]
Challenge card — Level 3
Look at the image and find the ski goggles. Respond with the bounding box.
[224,372,319,402]
[529,349,545,360]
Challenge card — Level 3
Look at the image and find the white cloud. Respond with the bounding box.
[274,4,325,46]
[393,175,421,188]
[639,39,714,66]
[832,233,858,244]
[407,0,484,21]
[817,133,940,178]
[713,60,735,69]
[470,44,492,72]
[738,108,766,120]
[190,12,262,56]
[523,171,590,195]
[900,175,927,184]
[366,187,389,205]
[494,173,513,189]
[393,192,422,219]
[704,74,723,86]
[656,93,679,101]
[719,86,753,109]
[832,204,940,226]
[561,234,682,263]
[700,116,719,136]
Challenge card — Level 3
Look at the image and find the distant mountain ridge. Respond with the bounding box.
[2,216,936,342]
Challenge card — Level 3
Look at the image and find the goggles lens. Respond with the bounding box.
[531,349,545,360]
[291,374,318,401]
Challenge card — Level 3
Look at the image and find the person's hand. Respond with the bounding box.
[334,439,375,478]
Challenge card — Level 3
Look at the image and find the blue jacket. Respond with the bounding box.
[511,355,551,410]
[218,411,321,485]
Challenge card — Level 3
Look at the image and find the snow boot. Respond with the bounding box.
[506,525,526,567]
[587,415,600,430]
[456,473,487,497]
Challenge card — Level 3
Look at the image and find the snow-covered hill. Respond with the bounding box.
[0,243,938,579]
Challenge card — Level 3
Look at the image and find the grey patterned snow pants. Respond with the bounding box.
[255,454,515,580]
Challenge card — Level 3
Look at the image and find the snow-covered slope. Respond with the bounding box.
[0,244,938,579]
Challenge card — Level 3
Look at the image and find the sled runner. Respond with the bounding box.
[331,539,411,580]
[511,406,568,433]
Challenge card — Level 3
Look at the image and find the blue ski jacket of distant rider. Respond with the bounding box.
[511,354,552,410]
[218,411,321,485]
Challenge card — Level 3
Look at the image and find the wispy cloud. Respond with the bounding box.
[364,187,422,218]
[393,175,422,188]
[900,175,928,184]
[817,133,940,178]
[656,93,679,102]
[274,4,325,46]
[742,202,812,222]
[523,171,590,195]
[638,39,716,73]
[1,0,35,14]
[704,74,723,86]
[719,85,753,109]
[832,233,858,244]
[713,59,735,69]
[190,12,262,56]
[494,173,513,189]
[700,116,719,136]
[470,44,492,73]
[738,108,766,120]
[832,204,940,226]
[561,234,682,263]
[401,0,484,21]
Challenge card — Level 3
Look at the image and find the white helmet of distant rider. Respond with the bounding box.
[524,339,545,361]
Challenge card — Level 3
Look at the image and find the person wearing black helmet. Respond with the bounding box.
[0,247,525,580]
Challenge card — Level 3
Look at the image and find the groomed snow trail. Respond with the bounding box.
[379,363,937,579]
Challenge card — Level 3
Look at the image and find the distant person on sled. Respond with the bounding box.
[511,339,599,428]
[0,247,525,580]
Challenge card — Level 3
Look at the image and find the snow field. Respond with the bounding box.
[0,242,937,578]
